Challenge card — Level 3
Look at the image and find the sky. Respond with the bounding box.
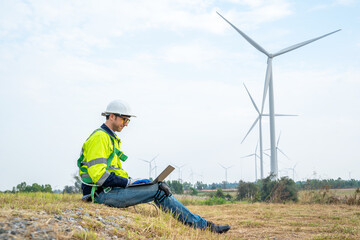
[0,0,359,191]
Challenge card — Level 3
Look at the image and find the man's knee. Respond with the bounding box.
[154,182,172,203]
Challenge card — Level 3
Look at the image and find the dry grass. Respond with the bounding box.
[1,192,360,239]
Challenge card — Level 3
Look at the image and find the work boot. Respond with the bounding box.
[206,221,231,234]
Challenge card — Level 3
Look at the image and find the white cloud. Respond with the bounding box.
[309,0,356,11]
[161,41,223,65]
[218,0,293,30]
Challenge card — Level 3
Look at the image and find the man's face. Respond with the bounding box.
[111,114,130,132]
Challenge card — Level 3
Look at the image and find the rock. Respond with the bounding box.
[84,213,90,217]
[0,234,10,240]
[110,222,119,228]
[0,229,6,234]
[24,221,32,226]
[76,226,85,232]
[54,215,62,221]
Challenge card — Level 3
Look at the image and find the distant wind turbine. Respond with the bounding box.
[289,163,298,181]
[173,164,186,183]
[242,83,297,179]
[217,11,340,178]
[139,154,159,179]
[265,132,290,161]
[218,163,233,188]
[242,142,260,181]
[152,159,158,177]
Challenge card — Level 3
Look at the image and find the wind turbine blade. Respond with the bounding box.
[274,114,299,117]
[277,147,290,160]
[243,83,260,114]
[263,152,271,157]
[218,163,226,169]
[277,131,282,147]
[241,116,260,143]
[151,154,160,162]
[242,153,255,158]
[273,29,341,57]
[293,163,298,169]
[216,12,270,57]
[139,158,150,163]
[261,59,272,114]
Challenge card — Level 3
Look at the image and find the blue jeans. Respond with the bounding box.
[95,184,208,229]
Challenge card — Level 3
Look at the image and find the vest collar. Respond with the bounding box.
[101,123,118,140]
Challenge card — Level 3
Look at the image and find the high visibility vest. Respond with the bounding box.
[77,128,129,193]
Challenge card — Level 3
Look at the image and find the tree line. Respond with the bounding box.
[297,178,360,190]
[3,176,360,196]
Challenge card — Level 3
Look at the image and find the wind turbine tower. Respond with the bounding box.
[152,159,158,177]
[173,164,186,183]
[219,163,233,188]
[242,142,260,181]
[139,154,159,179]
[217,12,340,178]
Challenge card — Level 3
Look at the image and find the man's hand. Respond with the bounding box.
[127,178,152,186]
[132,179,151,185]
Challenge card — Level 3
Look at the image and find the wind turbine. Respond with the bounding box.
[241,142,260,181]
[217,11,340,178]
[139,154,159,179]
[289,163,298,181]
[173,164,186,183]
[152,159,158,177]
[242,83,297,179]
[189,169,194,184]
[265,132,290,161]
[218,163,233,188]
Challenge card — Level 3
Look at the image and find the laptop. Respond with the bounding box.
[128,165,175,187]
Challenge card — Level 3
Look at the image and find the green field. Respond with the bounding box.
[1,190,359,239]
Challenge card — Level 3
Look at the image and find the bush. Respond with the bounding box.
[345,188,360,205]
[204,197,227,205]
[166,180,184,194]
[300,187,360,205]
[189,187,198,196]
[215,189,225,198]
[237,181,259,201]
[259,174,298,203]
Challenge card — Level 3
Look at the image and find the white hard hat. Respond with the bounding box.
[101,100,136,117]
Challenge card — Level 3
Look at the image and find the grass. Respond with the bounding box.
[1,192,360,239]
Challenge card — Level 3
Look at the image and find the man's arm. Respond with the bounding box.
[102,173,128,188]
